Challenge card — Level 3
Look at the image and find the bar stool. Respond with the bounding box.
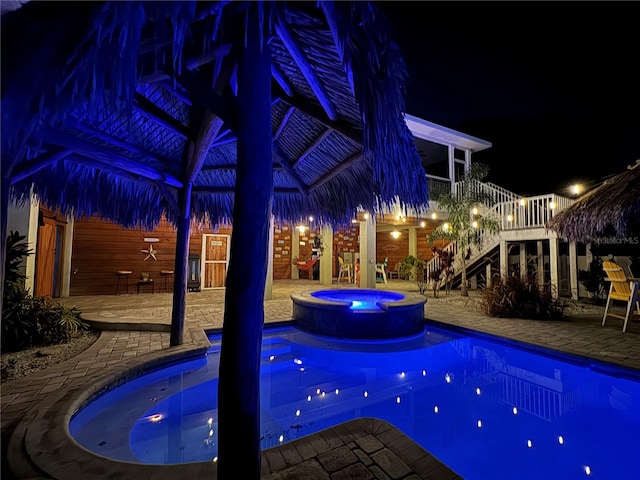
[116,270,132,295]
[160,270,174,293]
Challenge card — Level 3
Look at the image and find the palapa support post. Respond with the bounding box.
[217,10,272,479]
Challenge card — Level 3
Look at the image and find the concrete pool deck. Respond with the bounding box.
[2,279,640,479]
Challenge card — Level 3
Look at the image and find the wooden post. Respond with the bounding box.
[169,183,191,346]
[217,9,272,479]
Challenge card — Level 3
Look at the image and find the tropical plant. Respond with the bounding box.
[426,163,500,296]
[578,255,607,304]
[479,274,567,320]
[2,231,35,351]
[2,231,88,352]
[399,254,429,295]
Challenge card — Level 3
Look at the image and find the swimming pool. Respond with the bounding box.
[70,324,640,478]
[291,289,427,339]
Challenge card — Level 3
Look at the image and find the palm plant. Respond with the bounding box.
[427,163,500,296]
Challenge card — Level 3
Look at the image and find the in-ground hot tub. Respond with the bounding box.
[291,289,427,339]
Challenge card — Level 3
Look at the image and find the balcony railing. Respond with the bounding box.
[424,178,575,286]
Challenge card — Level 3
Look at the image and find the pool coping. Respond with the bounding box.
[9,325,460,480]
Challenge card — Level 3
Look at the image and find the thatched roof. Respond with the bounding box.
[546,160,640,242]
[1,1,428,230]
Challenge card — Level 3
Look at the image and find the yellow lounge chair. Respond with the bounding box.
[602,261,640,332]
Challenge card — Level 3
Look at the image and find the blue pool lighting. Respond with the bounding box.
[70,324,640,478]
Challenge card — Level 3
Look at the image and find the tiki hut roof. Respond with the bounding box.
[546,160,640,242]
[2,1,428,230]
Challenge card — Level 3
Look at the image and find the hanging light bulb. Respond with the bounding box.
[390,229,401,239]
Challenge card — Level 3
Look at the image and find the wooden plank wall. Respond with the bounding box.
[70,217,231,296]
[70,217,452,295]
[272,223,294,280]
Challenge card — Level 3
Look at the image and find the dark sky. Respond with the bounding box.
[378,1,639,196]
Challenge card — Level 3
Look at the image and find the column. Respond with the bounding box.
[568,241,578,300]
[359,216,376,288]
[291,225,300,279]
[319,224,333,285]
[264,215,274,300]
[499,239,508,280]
[549,237,560,299]
[408,226,418,257]
[536,240,545,288]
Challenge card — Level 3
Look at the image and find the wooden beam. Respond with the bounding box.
[155,181,180,216]
[290,129,332,169]
[178,69,237,129]
[186,109,225,182]
[38,126,183,188]
[274,106,294,140]
[273,143,309,194]
[185,43,232,70]
[308,152,362,192]
[185,47,236,181]
[11,148,71,184]
[133,93,189,139]
[272,83,362,144]
[275,14,338,120]
[212,130,236,147]
[66,118,173,165]
[271,63,294,97]
[320,2,355,95]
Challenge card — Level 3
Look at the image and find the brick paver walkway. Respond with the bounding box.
[2,279,639,479]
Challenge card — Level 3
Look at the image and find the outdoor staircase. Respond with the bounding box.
[425,180,575,290]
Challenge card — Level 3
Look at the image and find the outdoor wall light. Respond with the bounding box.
[390,230,401,239]
[571,184,581,195]
[297,225,307,233]
[420,220,426,228]
[520,199,526,206]
[431,213,437,219]
[549,201,556,210]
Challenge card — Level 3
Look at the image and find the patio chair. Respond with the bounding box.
[375,257,388,284]
[602,261,640,332]
[337,256,352,283]
[387,262,401,280]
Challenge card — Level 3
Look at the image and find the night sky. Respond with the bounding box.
[379,1,639,197]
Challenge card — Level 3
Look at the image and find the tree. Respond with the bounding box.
[426,163,500,296]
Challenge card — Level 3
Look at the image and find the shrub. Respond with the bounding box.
[479,275,566,320]
[578,256,607,304]
[2,231,88,352]
[399,255,429,295]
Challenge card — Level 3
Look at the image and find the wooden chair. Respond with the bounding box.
[337,256,352,283]
[375,257,388,284]
[387,262,401,280]
[602,261,640,332]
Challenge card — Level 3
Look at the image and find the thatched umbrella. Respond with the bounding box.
[546,160,640,243]
[1,2,428,477]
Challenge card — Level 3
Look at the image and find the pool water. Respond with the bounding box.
[70,325,640,479]
[309,290,404,310]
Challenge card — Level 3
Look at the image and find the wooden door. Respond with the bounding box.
[201,234,229,289]
[35,217,56,297]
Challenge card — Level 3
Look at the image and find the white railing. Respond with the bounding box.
[424,181,575,287]
[493,194,574,230]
